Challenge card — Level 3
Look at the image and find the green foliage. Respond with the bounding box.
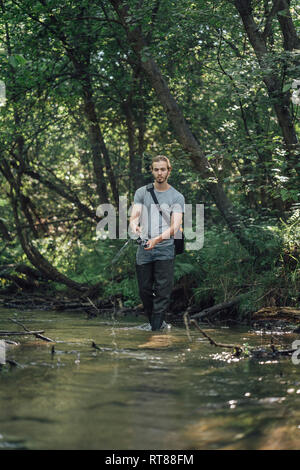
[105,276,140,308]
[179,217,299,316]
[174,255,203,284]
[60,236,140,306]
[280,209,300,250]
[0,0,299,318]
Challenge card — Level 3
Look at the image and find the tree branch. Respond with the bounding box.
[262,0,281,40]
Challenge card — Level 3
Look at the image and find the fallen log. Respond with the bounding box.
[0,273,37,290]
[0,263,48,280]
[190,295,243,321]
[9,319,55,343]
[252,306,300,324]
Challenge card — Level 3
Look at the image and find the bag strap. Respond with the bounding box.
[146,183,170,226]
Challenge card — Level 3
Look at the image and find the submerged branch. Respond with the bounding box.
[0,330,45,336]
[190,319,244,355]
[9,318,55,342]
[187,317,299,359]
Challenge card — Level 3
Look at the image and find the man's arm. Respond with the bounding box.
[144,211,182,250]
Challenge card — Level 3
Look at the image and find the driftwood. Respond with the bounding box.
[0,330,45,336]
[9,318,55,342]
[187,317,299,359]
[190,319,244,355]
[0,318,55,343]
[0,359,22,368]
[190,295,243,321]
[0,292,111,312]
[0,292,144,321]
[4,339,19,346]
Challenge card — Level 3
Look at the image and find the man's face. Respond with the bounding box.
[152,161,170,184]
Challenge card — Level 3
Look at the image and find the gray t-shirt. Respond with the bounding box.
[133,184,185,248]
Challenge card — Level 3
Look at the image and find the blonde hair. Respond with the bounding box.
[150,155,172,170]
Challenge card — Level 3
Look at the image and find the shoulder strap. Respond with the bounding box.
[146,183,170,225]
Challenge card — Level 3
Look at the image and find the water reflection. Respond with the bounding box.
[138,333,176,349]
[0,309,300,449]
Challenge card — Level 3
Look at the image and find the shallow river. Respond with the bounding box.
[0,308,300,450]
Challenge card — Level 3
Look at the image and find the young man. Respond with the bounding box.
[130,156,185,331]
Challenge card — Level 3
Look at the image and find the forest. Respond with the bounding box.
[0,0,299,321]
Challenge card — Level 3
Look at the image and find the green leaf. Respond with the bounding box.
[9,54,27,68]
[282,83,292,93]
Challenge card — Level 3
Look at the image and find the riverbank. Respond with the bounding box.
[0,291,138,315]
[1,291,299,332]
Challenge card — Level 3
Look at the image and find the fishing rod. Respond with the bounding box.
[110,236,148,321]
[111,237,148,265]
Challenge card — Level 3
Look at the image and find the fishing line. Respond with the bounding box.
[109,236,148,352]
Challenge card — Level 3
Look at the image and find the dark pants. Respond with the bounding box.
[136,259,174,331]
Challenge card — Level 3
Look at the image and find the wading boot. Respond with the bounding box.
[151,312,164,331]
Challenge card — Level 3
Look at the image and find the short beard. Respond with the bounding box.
[155,175,168,184]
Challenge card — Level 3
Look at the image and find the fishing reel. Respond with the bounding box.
[136,237,149,247]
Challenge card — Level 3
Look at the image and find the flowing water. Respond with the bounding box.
[0,308,300,450]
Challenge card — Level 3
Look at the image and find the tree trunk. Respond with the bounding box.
[72,59,119,206]
[27,3,118,206]
[109,0,258,254]
[82,85,119,206]
[277,0,300,51]
[234,0,299,175]
[11,194,88,292]
[0,161,90,293]
[122,98,142,194]
[0,219,12,241]
[23,168,97,221]
[136,76,146,188]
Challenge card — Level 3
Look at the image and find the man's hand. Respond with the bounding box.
[144,238,158,251]
[144,212,183,250]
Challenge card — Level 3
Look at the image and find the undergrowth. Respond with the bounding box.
[0,211,299,318]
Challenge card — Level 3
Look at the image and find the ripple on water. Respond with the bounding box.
[1,309,300,450]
